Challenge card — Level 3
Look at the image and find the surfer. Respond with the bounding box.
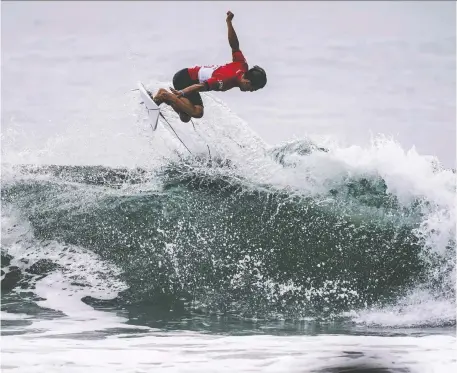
[149,11,267,123]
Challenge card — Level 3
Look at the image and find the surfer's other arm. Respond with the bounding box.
[226,11,240,52]
[171,77,229,95]
[170,83,207,98]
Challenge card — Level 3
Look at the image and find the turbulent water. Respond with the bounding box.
[2,134,455,331]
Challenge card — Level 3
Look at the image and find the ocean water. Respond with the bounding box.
[1,1,456,372]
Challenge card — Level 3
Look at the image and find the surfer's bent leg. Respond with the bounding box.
[153,68,204,122]
[154,89,203,120]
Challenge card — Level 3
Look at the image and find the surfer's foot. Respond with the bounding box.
[146,89,160,105]
[153,88,166,106]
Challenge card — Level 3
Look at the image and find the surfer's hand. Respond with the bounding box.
[170,87,183,98]
[226,11,234,22]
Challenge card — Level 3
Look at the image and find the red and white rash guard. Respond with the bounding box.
[187,50,248,91]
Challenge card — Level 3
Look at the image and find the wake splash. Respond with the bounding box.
[1,92,455,332]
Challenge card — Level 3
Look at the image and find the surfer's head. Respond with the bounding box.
[240,66,267,92]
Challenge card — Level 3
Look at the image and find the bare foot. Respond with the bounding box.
[153,88,170,106]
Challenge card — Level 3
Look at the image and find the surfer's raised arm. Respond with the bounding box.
[226,11,240,52]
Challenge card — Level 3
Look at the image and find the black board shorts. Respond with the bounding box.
[173,68,204,108]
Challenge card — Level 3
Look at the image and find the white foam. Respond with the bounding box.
[1,205,140,334]
[348,290,456,328]
[1,311,33,321]
[1,332,455,373]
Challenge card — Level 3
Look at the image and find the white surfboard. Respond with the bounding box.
[138,82,160,131]
[138,82,217,159]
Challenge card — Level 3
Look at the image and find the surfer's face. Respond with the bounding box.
[239,77,255,92]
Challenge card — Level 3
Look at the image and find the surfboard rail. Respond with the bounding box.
[138,82,160,131]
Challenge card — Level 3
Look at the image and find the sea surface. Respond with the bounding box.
[1,1,456,372]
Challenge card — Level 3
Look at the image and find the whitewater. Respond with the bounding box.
[1,1,456,372]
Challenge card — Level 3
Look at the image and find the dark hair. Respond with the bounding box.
[245,65,267,90]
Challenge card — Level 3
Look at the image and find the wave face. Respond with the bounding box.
[2,135,455,330]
